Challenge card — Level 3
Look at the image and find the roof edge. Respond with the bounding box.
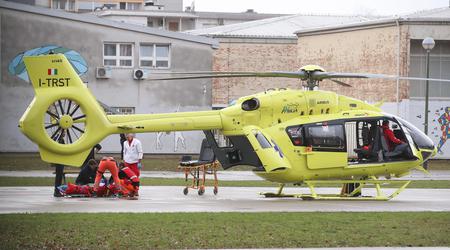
[0,0,219,48]
[295,16,450,36]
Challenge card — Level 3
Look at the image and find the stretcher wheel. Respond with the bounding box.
[213,187,218,195]
[198,187,205,195]
[183,187,189,195]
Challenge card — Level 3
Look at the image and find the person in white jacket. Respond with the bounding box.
[123,133,143,177]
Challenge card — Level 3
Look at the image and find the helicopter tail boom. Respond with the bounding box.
[19,54,224,167]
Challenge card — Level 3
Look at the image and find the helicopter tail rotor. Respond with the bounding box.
[20,54,111,166]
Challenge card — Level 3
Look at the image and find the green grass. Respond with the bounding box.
[1,153,449,171]
[0,176,449,188]
[0,212,448,249]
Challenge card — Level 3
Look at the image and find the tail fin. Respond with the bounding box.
[20,54,111,166]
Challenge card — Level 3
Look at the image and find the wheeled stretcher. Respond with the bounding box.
[178,139,220,195]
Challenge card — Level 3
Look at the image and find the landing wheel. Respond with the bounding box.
[183,187,189,195]
[198,187,205,196]
[213,187,218,195]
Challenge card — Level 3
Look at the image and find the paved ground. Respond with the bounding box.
[0,186,449,214]
[1,169,449,180]
[236,248,450,250]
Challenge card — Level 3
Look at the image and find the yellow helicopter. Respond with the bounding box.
[19,54,450,200]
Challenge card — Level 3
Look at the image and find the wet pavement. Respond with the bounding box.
[0,186,449,214]
[1,169,450,180]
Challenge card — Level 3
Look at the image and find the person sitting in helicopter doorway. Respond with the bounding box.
[123,133,143,177]
[381,120,409,158]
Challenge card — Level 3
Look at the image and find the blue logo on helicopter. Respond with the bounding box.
[271,139,284,158]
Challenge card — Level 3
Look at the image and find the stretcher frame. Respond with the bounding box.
[178,160,221,195]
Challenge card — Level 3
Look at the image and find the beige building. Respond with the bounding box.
[188,14,376,106]
[296,8,450,103]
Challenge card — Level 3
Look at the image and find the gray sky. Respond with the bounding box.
[182,0,449,15]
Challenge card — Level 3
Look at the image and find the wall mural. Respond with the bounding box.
[155,105,187,152]
[434,107,450,155]
[8,45,88,82]
[156,131,187,152]
[410,101,450,159]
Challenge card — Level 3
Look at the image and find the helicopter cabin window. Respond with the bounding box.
[306,124,345,151]
[253,130,272,149]
[286,125,304,146]
[103,43,133,67]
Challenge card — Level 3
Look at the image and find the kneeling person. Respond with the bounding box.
[94,157,122,194]
[76,159,106,185]
[118,162,140,197]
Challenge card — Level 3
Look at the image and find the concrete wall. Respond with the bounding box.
[0,7,215,154]
[211,38,299,105]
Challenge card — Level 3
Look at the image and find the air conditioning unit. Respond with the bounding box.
[96,67,112,79]
[133,69,148,80]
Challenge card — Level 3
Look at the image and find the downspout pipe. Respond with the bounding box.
[396,18,401,115]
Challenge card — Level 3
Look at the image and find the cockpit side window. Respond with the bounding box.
[253,130,272,149]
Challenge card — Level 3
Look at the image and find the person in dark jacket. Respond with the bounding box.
[75,159,106,185]
[120,134,126,160]
[81,144,102,168]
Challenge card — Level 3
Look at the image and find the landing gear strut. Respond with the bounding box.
[260,176,411,201]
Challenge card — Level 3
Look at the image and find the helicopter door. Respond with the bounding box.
[243,125,292,172]
[305,123,347,169]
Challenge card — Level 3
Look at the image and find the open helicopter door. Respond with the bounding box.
[243,126,292,172]
[304,122,347,169]
[392,117,421,161]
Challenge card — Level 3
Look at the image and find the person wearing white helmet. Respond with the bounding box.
[123,133,143,177]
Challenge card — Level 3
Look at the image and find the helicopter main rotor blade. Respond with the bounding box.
[313,72,450,83]
[148,71,306,81]
[329,79,352,87]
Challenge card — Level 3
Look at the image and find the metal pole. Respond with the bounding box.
[424,49,430,135]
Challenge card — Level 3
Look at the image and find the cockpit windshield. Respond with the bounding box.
[395,116,435,150]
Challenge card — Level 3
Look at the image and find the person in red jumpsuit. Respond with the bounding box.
[381,120,408,157]
[118,163,140,197]
[93,157,122,193]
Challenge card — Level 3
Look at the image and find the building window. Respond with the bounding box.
[139,44,170,68]
[103,43,133,67]
[409,39,450,99]
[52,0,76,11]
[106,107,135,115]
[119,2,126,9]
[127,3,141,10]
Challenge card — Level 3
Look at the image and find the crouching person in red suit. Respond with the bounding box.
[93,157,122,195]
[118,162,140,197]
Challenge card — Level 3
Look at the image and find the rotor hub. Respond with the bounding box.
[59,115,73,129]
